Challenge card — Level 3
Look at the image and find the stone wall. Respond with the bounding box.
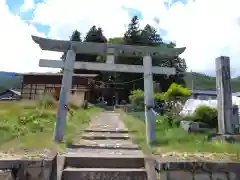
[0,153,56,180]
[155,160,240,180]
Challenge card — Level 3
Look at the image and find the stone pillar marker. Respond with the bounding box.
[215,56,233,134]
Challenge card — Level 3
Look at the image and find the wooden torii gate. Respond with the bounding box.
[32,36,186,145]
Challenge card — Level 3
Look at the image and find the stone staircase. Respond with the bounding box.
[59,111,148,180]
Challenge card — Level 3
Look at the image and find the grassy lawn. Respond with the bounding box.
[0,100,102,155]
[120,110,240,161]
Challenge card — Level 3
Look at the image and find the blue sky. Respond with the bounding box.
[6,0,186,37]
[1,0,240,74]
[7,0,51,34]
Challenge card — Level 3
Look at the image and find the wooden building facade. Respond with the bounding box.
[20,73,97,104]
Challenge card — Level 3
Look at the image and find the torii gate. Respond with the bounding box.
[32,36,186,145]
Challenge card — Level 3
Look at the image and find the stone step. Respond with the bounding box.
[62,168,147,180]
[86,124,126,130]
[67,143,140,150]
[64,154,145,168]
[84,129,135,133]
[66,148,144,156]
[82,132,130,140]
[69,139,140,150]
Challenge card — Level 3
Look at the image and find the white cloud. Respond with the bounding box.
[20,0,35,12]
[159,0,240,74]
[0,0,61,73]
[1,0,240,75]
[32,0,240,75]
[33,0,130,39]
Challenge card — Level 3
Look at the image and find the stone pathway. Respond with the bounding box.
[59,111,149,180]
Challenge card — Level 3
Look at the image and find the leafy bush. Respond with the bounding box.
[129,89,144,110]
[129,89,165,109]
[129,83,192,106]
[160,83,191,118]
[129,89,144,104]
[164,83,192,100]
[154,92,165,102]
[181,115,197,122]
[193,105,217,128]
[128,84,191,117]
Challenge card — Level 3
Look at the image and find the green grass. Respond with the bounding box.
[120,110,240,161]
[0,100,102,154]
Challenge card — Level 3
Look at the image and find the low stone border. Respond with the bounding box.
[0,152,57,180]
[154,159,240,180]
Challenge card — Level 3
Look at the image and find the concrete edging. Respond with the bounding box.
[154,159,240,180]
[0,152,57,180]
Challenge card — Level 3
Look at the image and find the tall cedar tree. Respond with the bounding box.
[117,16,144,96]
[60,30,82,72]
[119,16,186,94]
[74,26,107,76]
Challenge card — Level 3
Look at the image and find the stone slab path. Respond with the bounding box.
[70,111,144,155]
[59,111,150,180]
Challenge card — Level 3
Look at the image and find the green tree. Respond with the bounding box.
[61,30,82,62]
[84,26,107,43]
[123,16,142,45]
[141,24,163,46]
[108,37,124,44]
[74,26,107,75]
[117,16,144,99]
[118,16,187,99]
[155,42,187,88]
[84,26,111,82]
[60,30,82,73]
[61,16,187,102]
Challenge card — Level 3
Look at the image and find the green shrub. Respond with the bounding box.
[128,84,192,115]
[129,83,193,105]
[129,89,165,110]
[181,115,197,122]
[193,105,217,128]
[129,89,144,110]
[129,90,144,104]
[154,92,165,102]
[164,83,192,100]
